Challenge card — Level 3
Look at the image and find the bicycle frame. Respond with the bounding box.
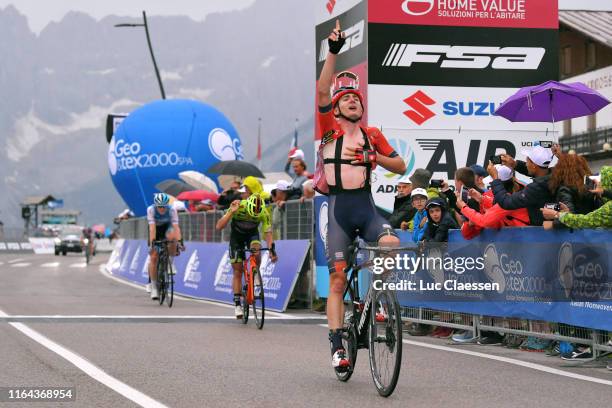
[242,245,274,306]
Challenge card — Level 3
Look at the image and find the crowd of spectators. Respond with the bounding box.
[387,144,611,353]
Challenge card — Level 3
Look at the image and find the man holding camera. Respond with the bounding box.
[490,145,554,226]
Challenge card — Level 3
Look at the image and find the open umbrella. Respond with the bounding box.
[207,160,265,178]
[155,179,195,197]
[178,171,219,193]
[177,190,219,202]
[495,80,610,123]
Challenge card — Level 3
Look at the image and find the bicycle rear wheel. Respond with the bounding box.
[335,287,359,382]
[241,275,249,324]
[252,268,265,329]
[368,289,402,397]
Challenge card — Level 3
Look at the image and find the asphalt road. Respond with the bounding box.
[0,252,610,407]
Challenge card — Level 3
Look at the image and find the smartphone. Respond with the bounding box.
[584,175,597,190]
[544,203,561,211]
[429,179,443,188]
[461,186,469,202]
[489,155,502,165]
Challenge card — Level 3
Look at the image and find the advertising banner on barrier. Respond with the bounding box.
[28,238,56,254]
[106,240,310,312]
[392,228,612,331]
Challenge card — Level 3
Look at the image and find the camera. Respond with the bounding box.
[429,179,443,188]
[544,203,561,211]
[489,155,502,165]
[460,186,469,202]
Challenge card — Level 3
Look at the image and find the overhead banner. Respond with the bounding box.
[106,239,310,312]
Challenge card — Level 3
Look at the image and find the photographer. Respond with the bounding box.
[542,166,612,229]
[492,146,554,226]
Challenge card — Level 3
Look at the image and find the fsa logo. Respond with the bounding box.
[382,44,545,70]
[403,90,436,125]
[318,20,365,62]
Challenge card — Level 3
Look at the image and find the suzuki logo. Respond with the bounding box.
[382,44,545,70]
[403,90,436,125]
[401,0,435,16]
[326,0,336,14]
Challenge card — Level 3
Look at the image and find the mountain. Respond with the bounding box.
[0,0,315,227]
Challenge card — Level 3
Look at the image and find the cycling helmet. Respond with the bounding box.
[245,194,264,217]
[331,71,364,109]
[154,193,170,207]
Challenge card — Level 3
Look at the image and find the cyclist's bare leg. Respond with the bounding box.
[166,230,179,255]
[231,262,244,295]
[327,269,347,330]
[148,248,159,282]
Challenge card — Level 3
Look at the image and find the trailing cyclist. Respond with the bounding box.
[315,20,406,372]
[216,185,278,319]
[147,193,183,300]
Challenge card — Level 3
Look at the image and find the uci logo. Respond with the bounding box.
[209,128,244,161]
[401,0,435,16]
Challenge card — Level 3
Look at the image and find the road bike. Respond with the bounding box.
[335,241,412,397]
[152,239,182,308]
[241,243,275,329]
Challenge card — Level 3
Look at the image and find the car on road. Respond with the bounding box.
[54,227,87,256]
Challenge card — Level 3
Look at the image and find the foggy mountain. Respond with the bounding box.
[0,0,315,227]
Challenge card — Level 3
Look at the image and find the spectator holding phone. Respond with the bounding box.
[470,164,489,191]
[491,145,554,226]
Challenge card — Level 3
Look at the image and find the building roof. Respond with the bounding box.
[21,195,56,206]
[560,10,612,47]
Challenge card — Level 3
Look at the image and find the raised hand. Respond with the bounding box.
[328,19,346,54]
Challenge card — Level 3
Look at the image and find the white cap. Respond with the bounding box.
[521,145,553,168]
[237,186,246,193]
[397,174,412,185]
[201,199,214,205]
[289,149,305,160]
[275,180,291,191]
[495,164,514,181]
[411,188,428,198]
[172,201,186,211]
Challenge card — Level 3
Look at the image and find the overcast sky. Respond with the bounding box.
[0,0,610,34]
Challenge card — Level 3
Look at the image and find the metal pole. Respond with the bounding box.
[142,11,166,99]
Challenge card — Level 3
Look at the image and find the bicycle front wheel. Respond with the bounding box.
[252,268,265,329]
[167,260,174,308]
[368,289,402,397]
[158,257,167,306]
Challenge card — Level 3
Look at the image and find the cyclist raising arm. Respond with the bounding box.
[317,20,405,372]
[216,191,277,319]
[147,193,182,300]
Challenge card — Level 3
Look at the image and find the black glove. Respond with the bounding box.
[328,33,346,54]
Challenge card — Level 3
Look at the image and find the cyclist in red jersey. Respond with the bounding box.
[318,20,406,372]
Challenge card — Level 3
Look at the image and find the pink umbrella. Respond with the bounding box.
[177,190,219,202]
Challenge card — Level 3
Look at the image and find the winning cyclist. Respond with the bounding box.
[216,189,278,319]
[147,193,183,300]
[317,20,406,372]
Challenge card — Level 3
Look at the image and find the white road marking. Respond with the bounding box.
[99,264,292,318]
[315,324,612,387]
[7,258,25,264]
[0,261,4,266]
[2,315,326,321]
[11,263,31,267]
[70,263,87,268]
[41,262,60,268]
[0,308,168,408]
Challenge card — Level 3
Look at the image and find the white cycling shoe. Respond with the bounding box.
[332,348,350,372]
[150,284,159,300]
[234,305,243,319]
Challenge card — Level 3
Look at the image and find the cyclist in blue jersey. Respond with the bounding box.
[147,193,183,300]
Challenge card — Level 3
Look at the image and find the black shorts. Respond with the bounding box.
[229,231,261,264]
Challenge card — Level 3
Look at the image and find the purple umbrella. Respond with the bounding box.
[495,80,610,123]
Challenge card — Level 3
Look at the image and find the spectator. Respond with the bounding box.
[289,158,309,193]
[410,188,429,241]
[542,166,612,229]
[274,180,296,209]
[491,145,554,226]
[285,149,310,175]
[458,165,529,239]
[389,175,415,229]
[217,180,242,210]
[301,179,315,201]
[423,198,458,242]
[470,164,488,191]
[546,154,599,229]
[194,198,215,212]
